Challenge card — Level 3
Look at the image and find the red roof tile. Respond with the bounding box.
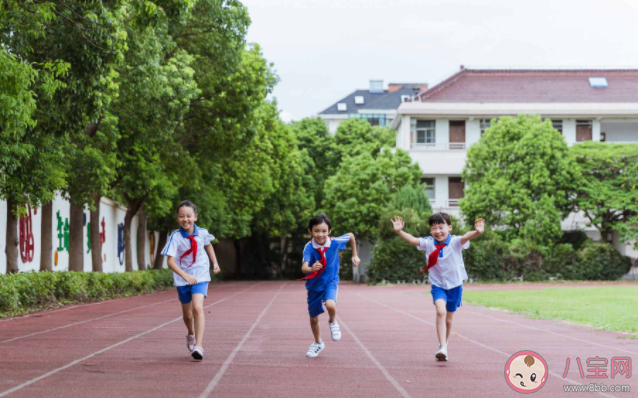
[419,68,638,103]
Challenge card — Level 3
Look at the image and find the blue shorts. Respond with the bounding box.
[431,284,463,312]
[176,282,208,304]
[307,284,338,318]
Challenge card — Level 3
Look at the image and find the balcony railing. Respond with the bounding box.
[411,142,466,150]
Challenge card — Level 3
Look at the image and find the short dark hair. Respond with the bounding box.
[308,213,332,231]
[177,200,197,215]
[428,212,451,226]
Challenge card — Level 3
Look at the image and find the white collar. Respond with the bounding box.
[311,237,332,249]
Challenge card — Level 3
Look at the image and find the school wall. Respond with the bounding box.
[0,193,166,274]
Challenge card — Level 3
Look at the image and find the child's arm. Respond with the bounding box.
[348,233,361,267]
[302,261,323,274]
[460,218,485,245]
[167,256,198,285]
[391,216,421,246]
[204,244,221,275]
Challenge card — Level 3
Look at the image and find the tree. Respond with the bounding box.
[291,117,336,208]
[111,17,199,272]
[323,149,422,242]
[571,142,638,247]
[1,1,69,273]
[461,115,580,246]
[333,118,395,164]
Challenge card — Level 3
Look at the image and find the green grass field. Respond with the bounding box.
[463,286,638,336]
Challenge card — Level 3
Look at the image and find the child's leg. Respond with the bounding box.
[325,300,336,323]
[191,294,205,347]
[445,311,454,343]
[181,302,195,336]
[309,316,321,343]
[434,299,448,347]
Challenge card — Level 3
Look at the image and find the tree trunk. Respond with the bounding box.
[136,210,147,271]
[90,194,103,272]
[153,231,167,270]
[68,202,84,272]
[5,198,19,274]
[40,202,53,272]
[124,209,134,272]
[234,239,242,279]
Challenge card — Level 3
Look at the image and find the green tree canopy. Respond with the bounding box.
[461,115,580,246]
[571,142,638,247]
[323,149,422,241]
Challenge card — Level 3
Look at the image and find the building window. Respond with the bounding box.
[421,177,435,201]
[350,113,387,127]
[480,119,491,135]
[552,120,563,133]
[415,120,436,144]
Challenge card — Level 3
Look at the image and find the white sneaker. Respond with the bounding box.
[435,344,448,361]
[186,335,196,352]
[306,340,325,357]
[329,322,341,341]
[191,346,204,360]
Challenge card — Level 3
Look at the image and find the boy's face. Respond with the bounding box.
[177,207,197,232]
[430,222,452,243]
[309,222,331,246]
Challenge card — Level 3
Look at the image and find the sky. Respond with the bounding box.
[241,0,638,122]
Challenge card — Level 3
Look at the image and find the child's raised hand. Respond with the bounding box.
[391,216,405,232]
[475,218,485,234]
[352,256,361,267]
[311,261,323,272]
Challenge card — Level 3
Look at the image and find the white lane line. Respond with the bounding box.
[0,283,259,398]
[357,293,617,398]
[337,315,413,398]
[198,283,286,398]
[463,308,638,356]
[0,298,175,344]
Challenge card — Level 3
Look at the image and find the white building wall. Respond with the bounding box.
[563,119,577,146]
[0,194,166,274]
[436,119,450,145]
[593,120,601,142]
[601,121,638,142]
[466,119,481,146]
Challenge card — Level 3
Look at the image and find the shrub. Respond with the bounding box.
[0,269,174,317]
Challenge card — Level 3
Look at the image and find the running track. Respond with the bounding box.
[0,281,636,398]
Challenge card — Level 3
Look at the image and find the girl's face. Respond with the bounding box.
[309,222,331,246]
[177,206,197,232]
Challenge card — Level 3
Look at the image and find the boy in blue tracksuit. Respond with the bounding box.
[300,213,360,357]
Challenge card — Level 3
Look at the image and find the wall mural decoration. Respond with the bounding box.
[117,222,125,266]
[149,233,156,265]
[19,205,35,263]
[56,210,69,252]
[55,210,69,267]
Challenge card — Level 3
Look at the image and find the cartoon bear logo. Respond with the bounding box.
[505,351,548,393]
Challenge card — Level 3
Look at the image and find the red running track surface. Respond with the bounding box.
[0,281,636,398]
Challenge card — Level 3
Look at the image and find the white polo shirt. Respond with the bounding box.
[161,225,215,287]
[417,235,469,290]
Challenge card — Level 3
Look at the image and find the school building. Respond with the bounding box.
[318,80,428,134]
[391,67,638,270]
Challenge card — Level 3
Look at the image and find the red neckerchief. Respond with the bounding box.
[180,235,198,268]
[420,242,447,274]
[298,238,331,280]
